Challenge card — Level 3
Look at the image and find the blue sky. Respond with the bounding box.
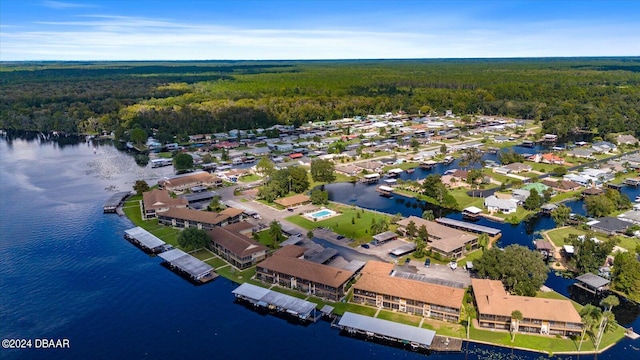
[1,0,638,60]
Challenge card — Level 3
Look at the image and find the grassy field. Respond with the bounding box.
[449,188,485,209]
[239,174,261,182]
[285,205,395,242]
[190,248,215,261]
[545,227,586,247]
[421,319,466,338]
[216,266,256,284]
[205,257,228,269]
[377,310,422,326]
[121,196,182,247]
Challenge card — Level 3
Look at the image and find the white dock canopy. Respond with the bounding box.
[232,283,317,320]
[338,312,436,348]
[124,227,166,250]
[158,248,214,280]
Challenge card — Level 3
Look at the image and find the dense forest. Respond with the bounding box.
[1,58,639,138]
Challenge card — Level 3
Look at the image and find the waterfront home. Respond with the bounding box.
[521,182,551,195]
[256,254,356,301]
[484,196,517,214]
[471,279,583,337]
[335,164,359,177]
[511,189,530,204]
[142,189,188,219]
[158,171,223,192]
[396,216,478,259]
[541,179,581,192]
[581,187,604,197]
[588,216,630,235]
[157,207,234,229]
[528,153,565,165]
[352,261,464,322]
[208,225,268,270]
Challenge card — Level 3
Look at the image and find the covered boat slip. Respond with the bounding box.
[232,283,317,321]
[103,191,131,213]
[337,312,436,349]
[124,227,167,253]
[158,248,216,283]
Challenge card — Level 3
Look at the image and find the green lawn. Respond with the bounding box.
[450,188,485,209]
[492,206,534,223]
[190,248,215,261]
[421,320,466,338]
[382,161,419,172]
[285,205,395,242]
[469,323,625,355]
[331,302,378,317]
[377,310,422,326]
[205,257,228,269]
[545,227,587,247]
[157,152,173,158]
[615,235,640,253]
[551,190,582,203]
[239,174,261,182]
[122,197,183,247]
[215,266,256,284]
[457,248,483,267]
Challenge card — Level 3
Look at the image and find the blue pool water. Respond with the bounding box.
[309,209,335,218]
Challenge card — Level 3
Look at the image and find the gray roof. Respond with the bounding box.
[338,312,435,347]
[104,191,130,208]
[390,242,417,256]
[158,249,213,279]
[306,248,338,264]
[373,231,398,242]
[591,217,630,232]
[232,283,316,319]
[435,217,501,236]
[575,273,610,289]
[484,196,517,210]
[180,191,219,203]
[124,227,166,250]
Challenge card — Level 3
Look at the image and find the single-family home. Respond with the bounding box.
[484,196,517,214]
[616,134,639,146]
[592,141,617,153]
[504,162,532,173]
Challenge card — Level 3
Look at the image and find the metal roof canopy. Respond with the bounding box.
[232,283,316,319]
[575,273,610,289]
[435,217,501,235]
[390,242,417,256]
[307,248,338,264]
[104,191,130,207]
[124,227,166,249]
[338,312,435,347]
[158,248,213,278]
[180,191,219,203]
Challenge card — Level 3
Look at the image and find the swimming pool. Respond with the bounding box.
[305,209,338,220]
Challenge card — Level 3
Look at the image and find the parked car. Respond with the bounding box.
[337,235,345,240]
[404,258,411,265]
[449,261,458,270]
[424,258,430,267]
[361,243,370,249]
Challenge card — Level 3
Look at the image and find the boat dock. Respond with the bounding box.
[232,283,317,322]
[124,226,169,254]
[429,335,463,352]
[158,248,217,283]
[376,185,394,196]
[103,191,131,213]
[336,312,436,351]
[462,206,482,220]
[360,173,380,184]
[419,160,438,169]
[435,217,502,237]
[624,178,640,187]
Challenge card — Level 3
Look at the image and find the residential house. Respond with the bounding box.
[335,164,360,177]
[208,225,268,269]
[542,179,581,192]
[484,195,517,214]
[504,162,532,173]
[274,194,311,209]
[472,279,582,337]
[567,148,596,159]
[511,189,530,203]
[592,141,617,153]
[588,216,630,235]
[142,189,188,219]
[616,134,639,146]
[256,254,356,301]
[352,261,464,322]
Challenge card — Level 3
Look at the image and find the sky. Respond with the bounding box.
[0,0,639,61]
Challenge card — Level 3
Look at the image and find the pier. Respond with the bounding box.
[419,160,438,169]
[158,248,217,283]
[336,312,436,351]
[103,191,131,213]
[124,227,168,254]
[232,283,317,322]
[376,185,394,196]
[360,173,380,184]
[624,178,640,187]
[462,206,482,220]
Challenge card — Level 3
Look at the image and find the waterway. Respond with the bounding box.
[0,136,638,359]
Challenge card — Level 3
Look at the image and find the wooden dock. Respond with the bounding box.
[429,336,462,352]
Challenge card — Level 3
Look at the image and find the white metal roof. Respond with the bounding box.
[338,312,435,347]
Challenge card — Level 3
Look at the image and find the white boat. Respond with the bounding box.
[635,196,640,203]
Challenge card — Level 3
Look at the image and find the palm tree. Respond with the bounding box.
[511,310,523,342]
[595,295,619,351]
[578,304,602,353]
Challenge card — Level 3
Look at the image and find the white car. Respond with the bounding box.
[449,261,458,270]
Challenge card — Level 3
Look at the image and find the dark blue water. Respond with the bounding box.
[1,137,638,359]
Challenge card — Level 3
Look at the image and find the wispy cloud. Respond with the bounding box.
[1,14,638,60]
[41,1,97,9]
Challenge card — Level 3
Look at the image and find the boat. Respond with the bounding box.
[406,168,415,173]
[635,196,640,203]
[443,156,454,165]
